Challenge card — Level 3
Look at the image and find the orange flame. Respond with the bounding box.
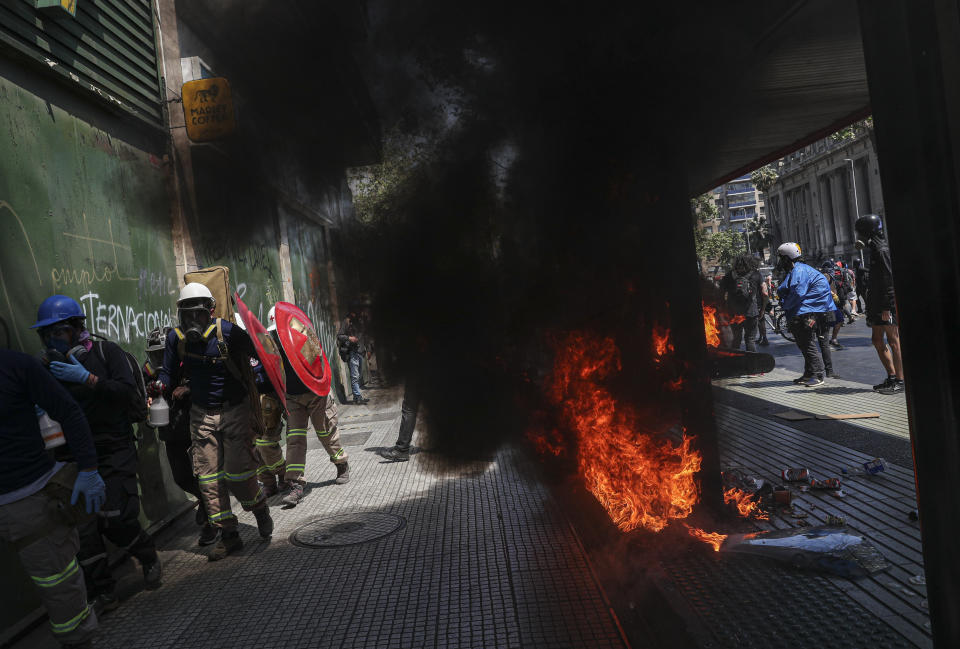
[665,377,684,391]
[685,524,727,552]
[702,303,720,347]
[652,325,674,363]
[543,332,702,533]
[727,314,746,325]
[526,428,564,456]
[723,487,769,520]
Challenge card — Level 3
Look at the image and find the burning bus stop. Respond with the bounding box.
[2,0,960,647]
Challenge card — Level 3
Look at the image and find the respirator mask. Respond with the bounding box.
[178,302,211,343]
[40,321,89,365]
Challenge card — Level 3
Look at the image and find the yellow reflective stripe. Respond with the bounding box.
[198,472,223,484]
[202,323,217,339]
[255,439,280,447]
[50,605,91,634]
[209,510,235,522]
[287,428,307,432]
[31,558,78,588]
[240,489,264,506]
[286,431,307,437]
[331,449,344,460]
[173,327,185,340]
[285,464,305,471]
[316,430,331,438]
[224,469,256,482]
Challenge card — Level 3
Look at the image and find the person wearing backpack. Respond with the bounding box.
[156,283,274,560]
[143,328,220,547]
[719,254,762,353]
[32,295,162,613]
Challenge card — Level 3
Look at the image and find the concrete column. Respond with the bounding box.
[859,1,960,644]
[155,0,198,283]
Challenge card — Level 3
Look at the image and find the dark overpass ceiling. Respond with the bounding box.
[172,1,867,195]
[686,0,869,193]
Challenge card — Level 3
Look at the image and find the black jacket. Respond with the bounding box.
[866,241,896,313]
[0,350,97,494]
[720,269,762,317]
[57,340,138,447]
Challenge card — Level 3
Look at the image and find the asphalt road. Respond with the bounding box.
[713,313,916,468]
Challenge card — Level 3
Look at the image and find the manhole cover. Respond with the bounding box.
[290,512,405,548]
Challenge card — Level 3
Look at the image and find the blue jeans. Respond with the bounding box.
[349,351,364,399]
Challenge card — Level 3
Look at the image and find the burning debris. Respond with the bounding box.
[540,331,702,533]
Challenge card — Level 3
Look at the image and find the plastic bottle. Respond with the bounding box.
[148,395,170,427]
[38,412,65,449]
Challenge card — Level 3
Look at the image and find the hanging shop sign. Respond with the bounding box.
[181,77,236,142]
[35,0,78,17]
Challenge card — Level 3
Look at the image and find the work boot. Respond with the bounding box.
[209,531,243,561]
[195,502,206,526]
[282,483,304,507]
[335,462,351,484]
[260,474,279,498]
[142,558,163,589]
[198,523,220,547]
[802,375,824,387]
[254,506,274,539]
[92,591,120,614]
[353,395,369,405]
[378,446,410,462]
[873,376,896,391]
[879,379,905,395]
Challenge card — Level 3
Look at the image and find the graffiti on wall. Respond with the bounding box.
[1,200,176,349]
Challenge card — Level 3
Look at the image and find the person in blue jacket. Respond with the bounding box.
[775,242,836,386]
[0,349,106,648]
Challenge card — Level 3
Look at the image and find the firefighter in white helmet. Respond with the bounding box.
[256,306,348,506]
[154,283,274,560]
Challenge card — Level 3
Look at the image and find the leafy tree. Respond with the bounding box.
[747,216,770,257]
[750,165,778,193]
[695,228,746,268]
[347,125,438,224]
[690,193,719,224]
[830,116,874,142]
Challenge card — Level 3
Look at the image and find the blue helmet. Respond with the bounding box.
[31,295,85,329]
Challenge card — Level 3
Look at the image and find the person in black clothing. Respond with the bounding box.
[719,254,762,353]
[855,214,904,394]
[31,295,161,612]
[337,310,369,405]
[0,350,106,648]
[143,327,219,547]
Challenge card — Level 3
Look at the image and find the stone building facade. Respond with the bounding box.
[765,127,883,265]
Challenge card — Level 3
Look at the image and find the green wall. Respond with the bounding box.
[0,70,186,634]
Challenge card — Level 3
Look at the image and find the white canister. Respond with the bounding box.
[148,395,170,427]
[38,412,65,449]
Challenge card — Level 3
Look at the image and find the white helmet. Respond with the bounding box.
[266,305,277,331]
[776,242,802,260]
[177,282,216,309]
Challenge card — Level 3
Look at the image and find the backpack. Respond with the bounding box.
[92,338,149,425]
[732,271,756,311]
[173,318,267,434]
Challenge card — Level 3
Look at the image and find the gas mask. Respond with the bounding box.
[179,307,211,343]
[854,237,867,250]
[40,322,89,365]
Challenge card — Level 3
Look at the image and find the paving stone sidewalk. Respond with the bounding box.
[14,386,627,649]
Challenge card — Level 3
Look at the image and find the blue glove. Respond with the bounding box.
[35,405,46,418]
[71,470,106,514]
[49,355,91,384]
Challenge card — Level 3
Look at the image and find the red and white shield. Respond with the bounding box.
[273,301,332,397]
[234,293,287,409]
